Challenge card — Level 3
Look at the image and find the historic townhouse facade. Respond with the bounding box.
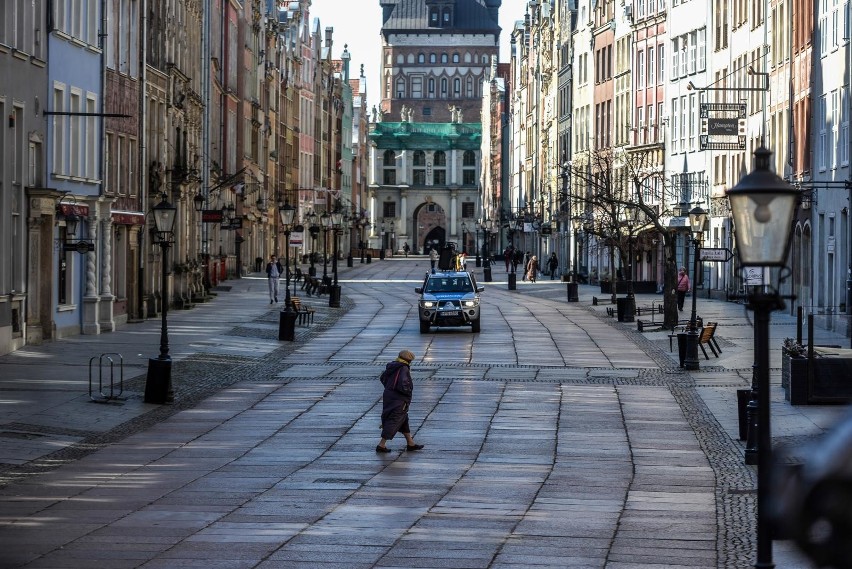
[370,0,500,254]
[0,0,369,355]
[0,1,47,354]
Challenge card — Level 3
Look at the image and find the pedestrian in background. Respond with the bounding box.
[522,251,531,280]
[503,246,513,272]
[676,266,690,311]
[429,247,439,273]
[547,252,559,280]
[265,254,283,304]
[526,255,539,283]
[403,242,410,257]
[376,350,424,453]
[459,252,467,271]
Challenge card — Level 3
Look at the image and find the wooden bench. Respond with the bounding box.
[289,297,315,326]
[698,322,721,359]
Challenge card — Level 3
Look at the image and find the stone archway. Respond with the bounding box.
[413,202,447,253]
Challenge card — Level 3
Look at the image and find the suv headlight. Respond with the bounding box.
[462,299,479,307]
[420,301,436,308]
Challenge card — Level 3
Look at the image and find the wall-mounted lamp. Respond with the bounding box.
[193,192,205,212]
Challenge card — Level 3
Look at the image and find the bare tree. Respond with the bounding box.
[568,146,686,329]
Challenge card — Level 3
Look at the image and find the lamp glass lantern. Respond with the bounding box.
[153,195,177,239]
[726,147,799,266]
[193,193,205,212]
[278,201,295,229]
[331,210,344,228]
[321,211,331,229]
[689,206,708,236]
[64,213,80,237]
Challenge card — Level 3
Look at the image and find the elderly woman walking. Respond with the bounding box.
[376,350,424,453]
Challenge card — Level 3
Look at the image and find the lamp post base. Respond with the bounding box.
[144,357,173,404]
[685,329,701,370]
[508,272,517,290]
[278,310,298,341]
[566,282,579,302]
[329,285,341,308]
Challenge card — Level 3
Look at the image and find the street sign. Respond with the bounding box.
[64,241,95,254]
[699,247,733,262]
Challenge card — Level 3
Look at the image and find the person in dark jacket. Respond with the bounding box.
[376,350,424,453]
[547,252,559,279]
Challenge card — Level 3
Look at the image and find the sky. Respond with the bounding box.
[308,0,529,103]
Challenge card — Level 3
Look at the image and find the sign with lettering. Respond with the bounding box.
[700,103,747,150]
[699,248,733,262]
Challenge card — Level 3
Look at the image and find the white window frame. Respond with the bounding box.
[842,85,849,166]
[86,94,97,179]
[53,83,66,176]
[637,51,645,88]
[672,98,679,152]
[819,95,827,170]
[648,47,655,84]
[672,38,680,79]
[832,89,840,167]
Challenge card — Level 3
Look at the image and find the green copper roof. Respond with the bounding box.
[370,122,482,150]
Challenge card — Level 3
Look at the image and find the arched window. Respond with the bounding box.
[441,53,448,63]
[396,78,406,98]
[464,52,472,63]
[407,54,415,64]
[453,78,461,96]
[383,150,397,185]
[428,78,435,97]
[482,55,489,65]
[397,54,404,64]
[433,151,447,185]
[429,53,436,63]
[462,151,476,184]
[441,78,448,97]
[385,75,391,98]
[413,150,426,185]
[418,53,425,64]
[466,76,473,97]
[452,53,460,63]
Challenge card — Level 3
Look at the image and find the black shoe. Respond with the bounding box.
[270,300,273,304]
[275,297,278,303]
[375,445,392,453]
[406,444,424,451]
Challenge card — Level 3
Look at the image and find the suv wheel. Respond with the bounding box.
[419,321,431,334]
[471,317,481,333]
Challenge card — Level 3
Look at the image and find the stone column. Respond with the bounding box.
[399,191,408,236]
[450,191,458,238]
[369,144,377,185]
[99,213,115,332]
[82,208,100,335]
[369,191,378,239]
[25,200,55,344]
[449,149,456,185]
[399,150,407,185]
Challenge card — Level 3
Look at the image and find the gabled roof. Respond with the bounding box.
[382,0,500,35]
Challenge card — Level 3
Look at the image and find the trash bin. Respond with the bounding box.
[483,266,492,282]
[737,389,752,441]
[379,249,386,260]
[366,254,372,264]
[616,297,634,322]
[347,254,353,267]
[508,272,517,290]
[677,333,688,368]
[566,282,579,302]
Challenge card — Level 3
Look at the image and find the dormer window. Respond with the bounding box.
[429,8,439,26]
[442,7,452,26]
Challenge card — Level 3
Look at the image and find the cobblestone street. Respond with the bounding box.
[0,258,847,568]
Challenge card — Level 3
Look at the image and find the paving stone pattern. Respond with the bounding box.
[0,262,842,568]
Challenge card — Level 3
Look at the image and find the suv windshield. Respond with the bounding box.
[425,277,473,293]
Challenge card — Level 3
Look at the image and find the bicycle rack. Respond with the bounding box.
[89,353,125,403]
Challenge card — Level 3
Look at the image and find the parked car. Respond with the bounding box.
[414,271,483,333]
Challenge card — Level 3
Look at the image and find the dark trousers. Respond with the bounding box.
[677,290,687,311]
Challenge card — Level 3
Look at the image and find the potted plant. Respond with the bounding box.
[781,338,808,404]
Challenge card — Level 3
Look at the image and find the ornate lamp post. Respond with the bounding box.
[320,211,331,284]
[307,211,319,277]
[727,146,798,569]
[359,216,368,263]
[566,217,581,302]
[145,194,177,404]
[329,208,343,308]
[474,220,483,267]
[621,204,640,322]
[461,221,468,255]
[277,201,298,341]
[684,205,709,371]
[482,219,493,281]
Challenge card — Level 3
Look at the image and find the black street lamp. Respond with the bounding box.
[684,205,708,371]
[482,219,493,281]
[726,146,799,569]
[329,208,343,308]
[359,216,368,263]
[474,220,482,267]
[145,194,177,404]
[321,211,331,284]
[308,211,319,277]
[461,221,468,255]
[622,204,640,322]
[567,217,581,302]
[278,201,298,341]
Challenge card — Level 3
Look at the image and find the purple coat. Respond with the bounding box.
[380,361,413,440]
